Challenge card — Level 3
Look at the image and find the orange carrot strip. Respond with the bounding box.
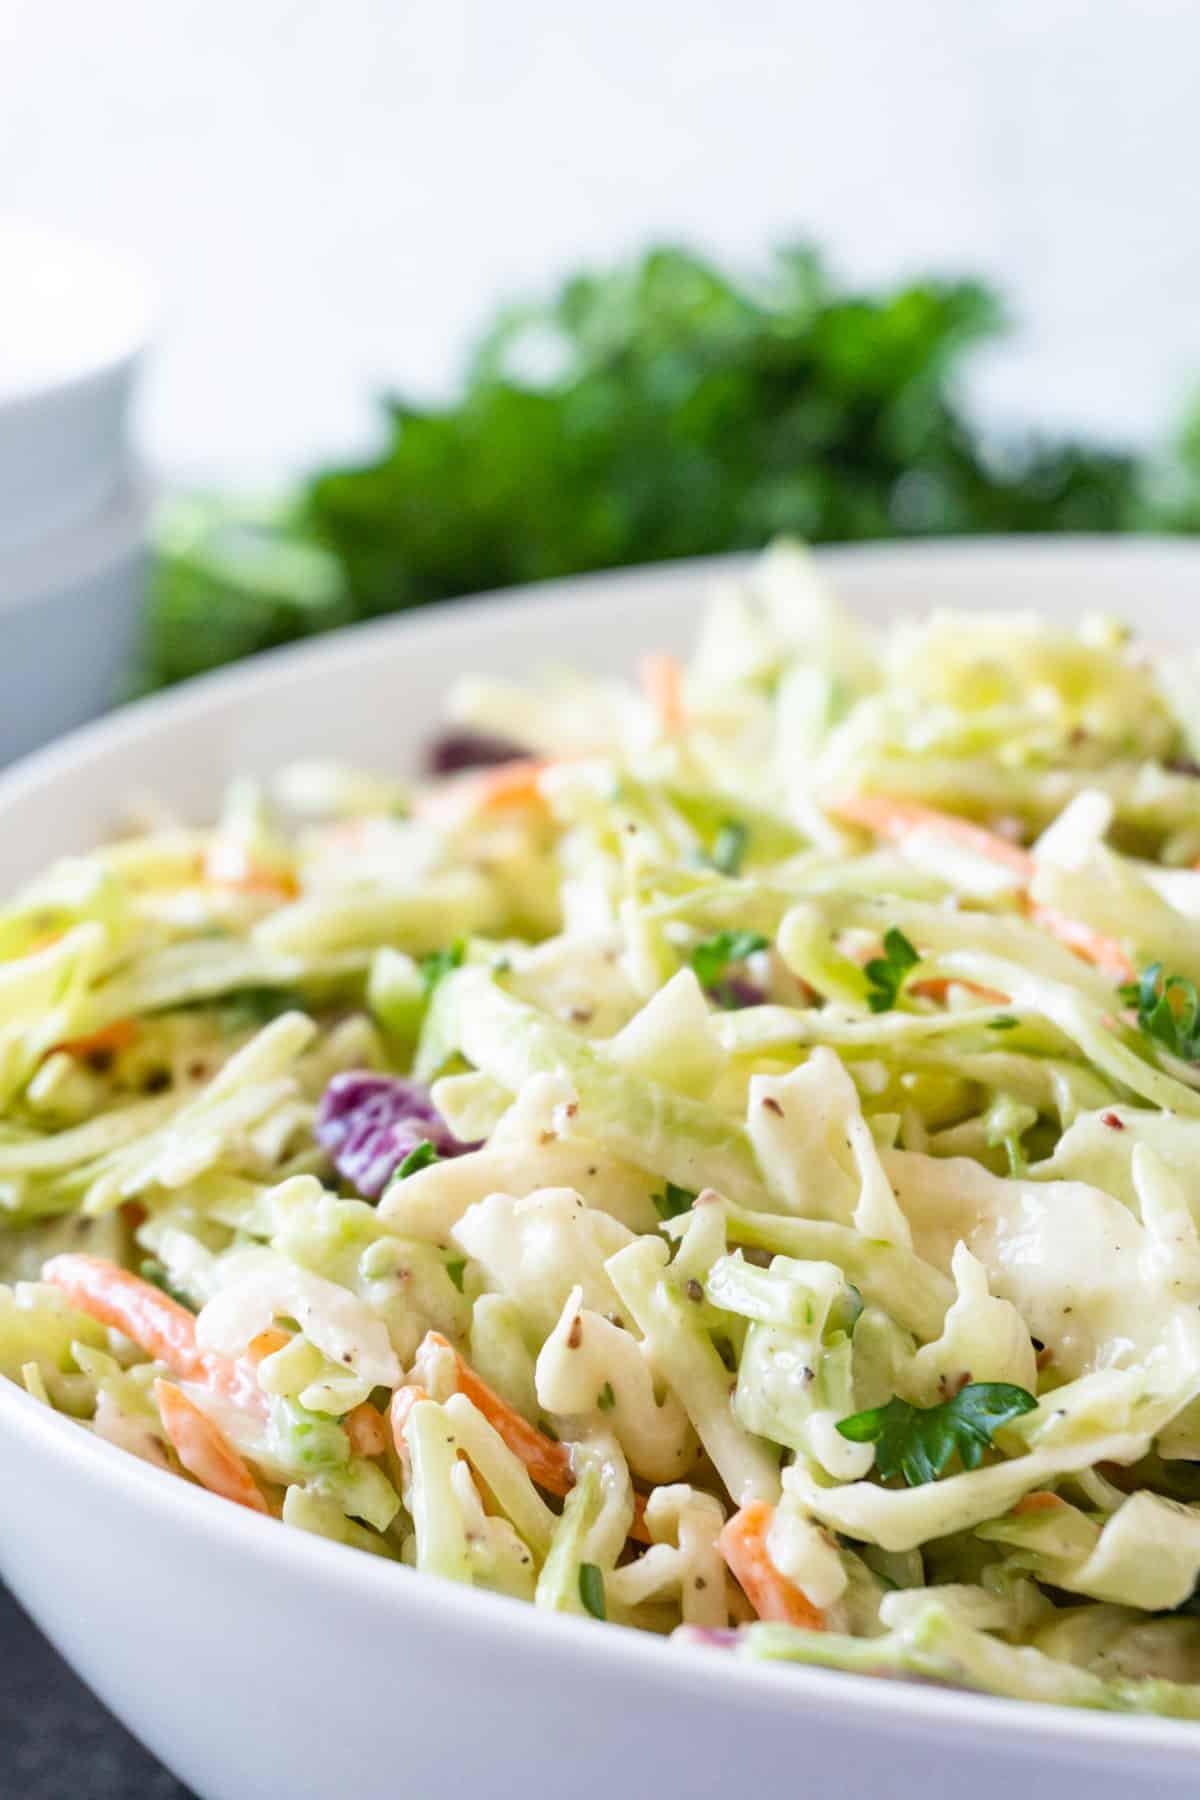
[345,1400,389,1459]
[832,793,1034,877]
[1029,905,1135,983]
[1012,1490,1068,1516]
[415,1332,651,1542]
[245,1328,292,1367]
[639,651,687,735]
[470,760,550,813]
[719,1502,825,1630]
[55,1019,139,1061]
[832,792,1133,978]
[44,1254,264,1416]
[204,840,299,899]
[451,1352,574,1498]
[154,1379,270,1515]
[388,1383,430,1480]
[909,976,1010,1006]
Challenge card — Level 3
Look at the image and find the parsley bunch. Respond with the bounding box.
[140,244,1154,690]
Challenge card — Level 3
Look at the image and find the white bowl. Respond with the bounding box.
[2,539,1199,1800]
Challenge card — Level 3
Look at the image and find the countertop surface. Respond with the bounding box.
[2,1580,195,1799]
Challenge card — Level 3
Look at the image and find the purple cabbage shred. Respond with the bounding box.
[315,1071,479,1199]
[711,974,767,1010]
[425,728,532,777]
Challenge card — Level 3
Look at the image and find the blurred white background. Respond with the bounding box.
[3,0,1198,482]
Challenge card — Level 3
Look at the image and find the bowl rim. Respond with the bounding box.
[5,534,1200,1763]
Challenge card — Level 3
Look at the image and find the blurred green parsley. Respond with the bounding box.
[140,242,1190,691]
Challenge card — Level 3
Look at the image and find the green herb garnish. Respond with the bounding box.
[596,1382,616,1413]
[689,929,769,1005]
[578,1562,607,1620]
[395,1141,441,1179]
[651,1182,698,1222]
[987,1015,1020,1031]
[1120,963,1200,1063]
[864,927,920,1014]
[420,941,466,995]
[445,1257,466,1293]
[836,1382,1038,1486]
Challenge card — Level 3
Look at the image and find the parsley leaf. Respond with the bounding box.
[836,1382,1037,1486]
[444,1256,466,1293]
[420,940,466,996]
[709,819,749,876]
[396,1140,440,1179]
[651,1181,698,1222]
[578,1562,607,1620]
[689,929,769,1002]
[863,927,920,1014]
[596,1381,616,1413]
[1120,963,1200,1063]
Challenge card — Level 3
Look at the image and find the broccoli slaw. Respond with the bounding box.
[4,541,1200,1716]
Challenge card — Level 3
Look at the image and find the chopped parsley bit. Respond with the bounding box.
[652,1181,698,1222]
[709,818,749,876]
[987,1015,1020,1031]
[689,929,769,1004]
[444,1257,467,1293]
[396,1140,441,1180]
[597,1381,616,1413]
[579,1562,607,1620]
[863,926,920,1014]
[1120,963,1200,1063]
[420,940,466,996]
[836,1382,1037,1487]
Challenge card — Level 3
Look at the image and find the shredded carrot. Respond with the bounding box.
[909,976,1010,1006]
[470,759,550,813]
[1012,1490,1068,1516]
[154,1379,270,1515]
[55,1018,139,1062]
[245,1328,292,1367]
[204,839,299,899]
[1029,904,1134,983]
[345,1400,389,1459]
[718,1501,825,1629]
[832,793,1034,877]
[414,1332,651,1542]
[44,1254,264,1416]
[832,792,1134,980]
[388,1383,430,1479]
[639,651,687,735]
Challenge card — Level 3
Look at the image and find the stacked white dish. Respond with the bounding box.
[0,221,153,762]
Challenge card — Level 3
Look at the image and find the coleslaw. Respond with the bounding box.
[4,540,1200,1716]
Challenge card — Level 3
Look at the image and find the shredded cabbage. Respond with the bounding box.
[5,542,1200,1715]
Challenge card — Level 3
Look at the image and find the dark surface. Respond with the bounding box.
[0,1580,196,1798]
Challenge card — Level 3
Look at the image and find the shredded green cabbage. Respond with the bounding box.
[5,542,1200,1717]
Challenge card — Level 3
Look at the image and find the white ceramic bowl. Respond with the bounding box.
[2,539,1200,1800]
